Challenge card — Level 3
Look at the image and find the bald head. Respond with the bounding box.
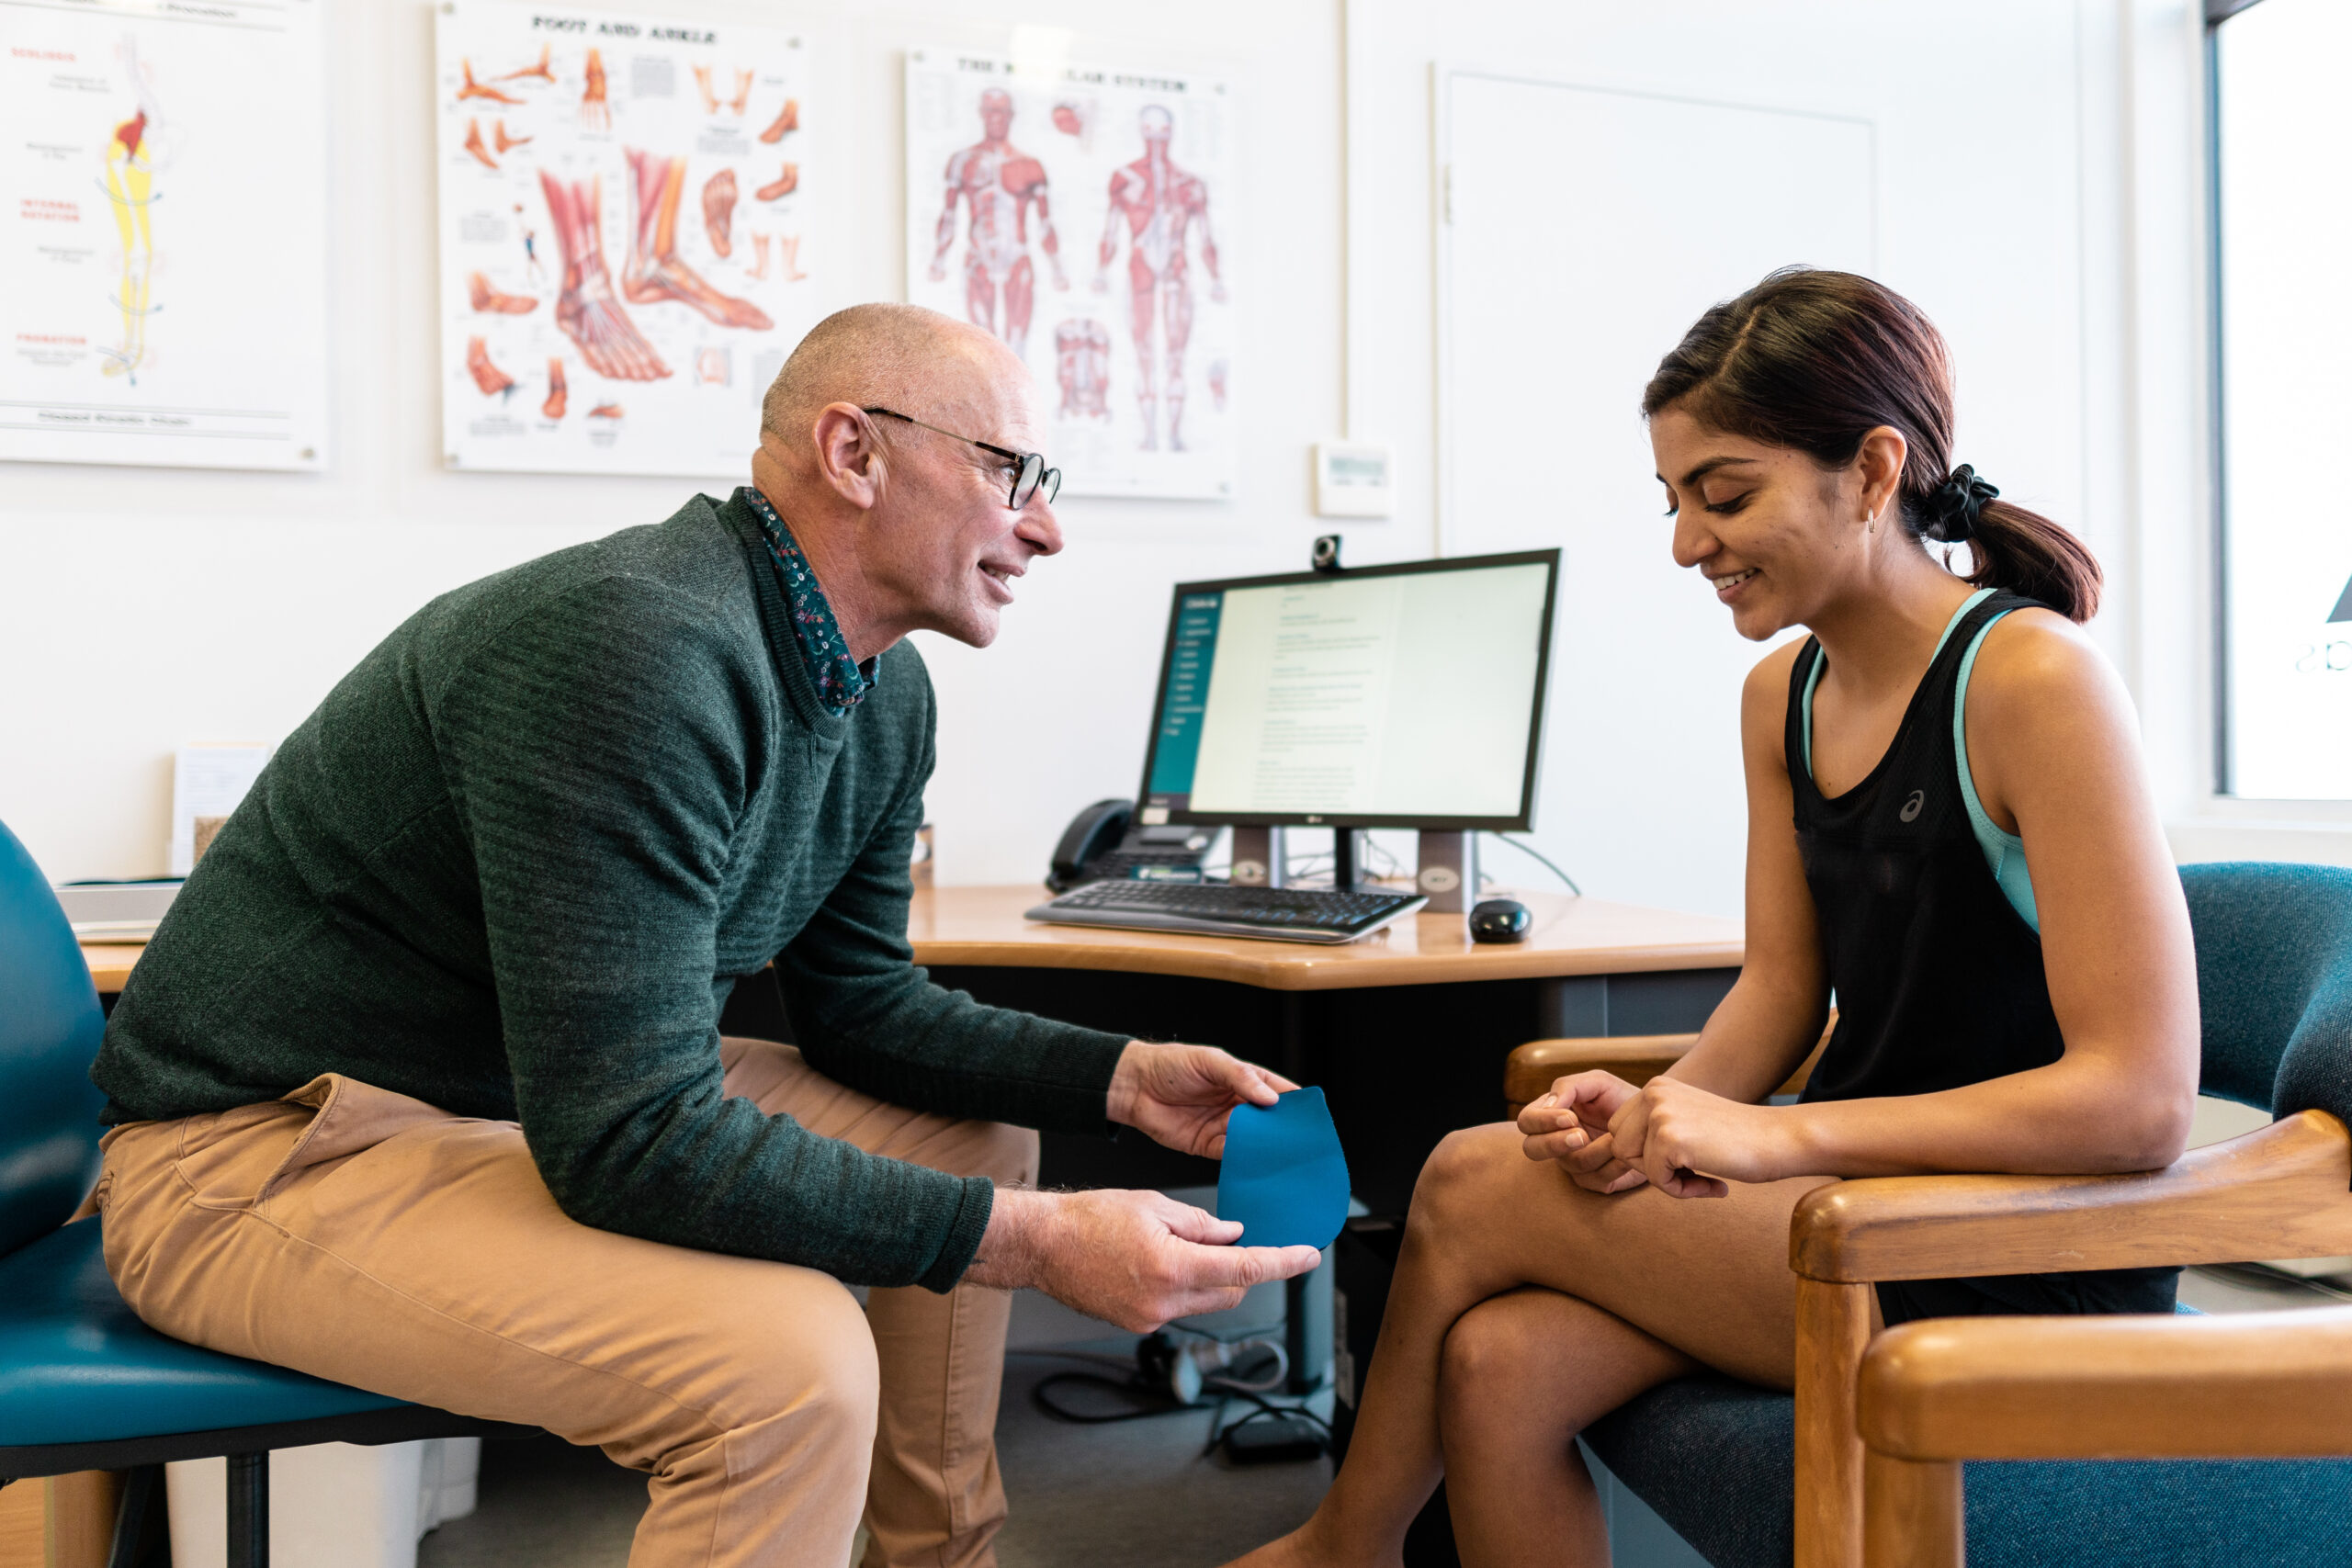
[745,302,1064,661]
[760,303,1023,463]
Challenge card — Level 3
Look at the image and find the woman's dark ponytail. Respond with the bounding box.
[1642,267,2103,623]
[1955,498,2102,622]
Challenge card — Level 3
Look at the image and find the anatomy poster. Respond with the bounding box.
[905,51,1235,502]
[435,2,818,477]
[0,0,328,470]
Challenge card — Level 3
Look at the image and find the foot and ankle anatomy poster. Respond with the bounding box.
[904,51,1235,502]
[0,0,329,471]
[435,2,817,477]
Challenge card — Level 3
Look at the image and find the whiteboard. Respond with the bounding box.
[1437,69,1873,917]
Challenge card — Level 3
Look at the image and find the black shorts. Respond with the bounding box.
[1877,1265,2180,1326]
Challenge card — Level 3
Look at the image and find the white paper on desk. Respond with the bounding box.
[171,744,272,875]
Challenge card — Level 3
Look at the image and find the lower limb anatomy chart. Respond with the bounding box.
[99,42,159,383]
[906,50,1233,500]
[436,2,820,477]
[539,170,669,382]
[2,0,329,470]
[622,149,770,330]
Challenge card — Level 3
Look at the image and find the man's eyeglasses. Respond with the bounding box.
[862,407,1061,510]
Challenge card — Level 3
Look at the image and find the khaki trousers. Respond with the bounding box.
[93,1037,1036,1568]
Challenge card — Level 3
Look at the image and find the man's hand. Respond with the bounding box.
[964,1187,1322,1331]
[1108,1041,1296,1158]
[1517,1069,1649,1194]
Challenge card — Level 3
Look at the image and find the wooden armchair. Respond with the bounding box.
[1794,1108,2352,1568]
[1860,1298,2352,1567]
[1498,863,2352,1568]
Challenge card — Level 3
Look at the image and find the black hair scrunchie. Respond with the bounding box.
[1920,464,1999,543]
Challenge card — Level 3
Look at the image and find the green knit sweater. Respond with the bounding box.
[94,490,1130,1292]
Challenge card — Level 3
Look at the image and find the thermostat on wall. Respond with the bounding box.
[1313,442,1394,518]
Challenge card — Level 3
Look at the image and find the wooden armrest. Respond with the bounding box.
[1503,1013,1833,1114]
[1792,1109,2352,1284]
[1505,1034,1698,1108]
[1860,1304,2352,1461]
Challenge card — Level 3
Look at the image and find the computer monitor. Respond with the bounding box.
[1136,548,1561,832]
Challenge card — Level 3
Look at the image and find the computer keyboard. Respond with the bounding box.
[1025,879,1428,944]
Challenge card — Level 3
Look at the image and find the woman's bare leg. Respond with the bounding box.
[1439,1289,1693,1568]
[1226,1122,1832,1568]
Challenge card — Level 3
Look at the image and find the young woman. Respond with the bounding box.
[1229,268,2199,1568]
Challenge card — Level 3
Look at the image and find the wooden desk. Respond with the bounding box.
[80,943,142,997]
[82,886,1739,997]
[908,885,1740,992]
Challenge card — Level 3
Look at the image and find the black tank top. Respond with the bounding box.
[1784,589,2176,1324]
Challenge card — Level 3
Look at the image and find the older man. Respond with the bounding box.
[90,304,1318,1568]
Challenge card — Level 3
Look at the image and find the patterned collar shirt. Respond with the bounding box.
[740,485,878,716]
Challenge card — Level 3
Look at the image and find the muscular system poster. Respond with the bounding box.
[905,50,1234,502]
[0,0,328,471]
[435,2,817,477]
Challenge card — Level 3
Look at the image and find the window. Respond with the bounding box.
[2211,0,2352,800]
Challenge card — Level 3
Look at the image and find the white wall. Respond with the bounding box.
[0,0,1345,888]
[8,0,2324,908]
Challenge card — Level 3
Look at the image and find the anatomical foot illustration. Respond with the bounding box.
[701,169,737,258]
[754,163,797,201]
[458,60,522,106]
[749,232,771,279]
[581,49,610,130]
[466,335,515,398]
[727,69,753,116]
[537,169,670,381]
[588,402,623,418]
[692,63,719,114]
[499,44,555,83]
[775,233,807,281]
[494,120,531,153]
[758,97,797,143]
[462,118,497,170]
[542,358,567,418]
[622,148,771,330]
[468,272,537,314]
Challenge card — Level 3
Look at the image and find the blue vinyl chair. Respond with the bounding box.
[1532,863,2352,1568]
[0,819,527,1567]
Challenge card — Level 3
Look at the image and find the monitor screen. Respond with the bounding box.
[1137,549,1559,830]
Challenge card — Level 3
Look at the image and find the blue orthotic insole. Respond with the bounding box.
[1216,1087,1350,1249]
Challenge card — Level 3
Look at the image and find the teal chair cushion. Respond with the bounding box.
[0,1218,408,1449]
[1585,1375,2352,1568]
[2181,863,2352,1121]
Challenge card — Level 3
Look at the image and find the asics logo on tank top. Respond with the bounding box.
[1900,790,1926,823]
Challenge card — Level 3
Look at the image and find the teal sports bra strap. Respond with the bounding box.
[1953,609,2037,931]
[1800,589,2036,931]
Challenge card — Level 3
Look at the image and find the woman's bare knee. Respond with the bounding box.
[1409,1122,1528,1229]
[1439,1289,1561,1400]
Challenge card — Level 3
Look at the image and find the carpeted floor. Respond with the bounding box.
[415,1350,1331,1568]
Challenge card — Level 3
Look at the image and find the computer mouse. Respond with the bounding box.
[1469,898,1532,943]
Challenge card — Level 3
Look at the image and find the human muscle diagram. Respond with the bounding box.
[929,87,1068,359]
[906,51,1234,500]
[436,2,819,477]
[2,0,329,470]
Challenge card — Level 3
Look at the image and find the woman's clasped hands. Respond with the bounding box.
[1516,1070,1796,1199]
